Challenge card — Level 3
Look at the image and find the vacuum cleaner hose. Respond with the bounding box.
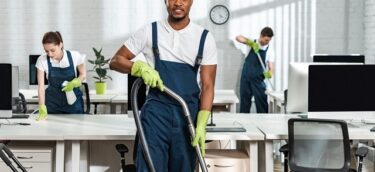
[131,78,208,172]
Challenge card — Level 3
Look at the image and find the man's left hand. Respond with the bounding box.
[192,110,211,157]
[263,70,272,79]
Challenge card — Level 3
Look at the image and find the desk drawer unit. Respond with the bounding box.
[200,149,249,172]
[0,142,53,172]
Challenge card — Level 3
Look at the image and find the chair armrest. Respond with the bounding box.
[279,144,288,154]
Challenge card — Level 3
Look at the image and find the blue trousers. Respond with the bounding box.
[240,76,268,113]
[135,100,197,172]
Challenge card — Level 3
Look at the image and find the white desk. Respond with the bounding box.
[213,89,239,113]
[266,91,285,113]
[209,113,264,172]
[109,89,239,113]
[21,89,239,113]
[2,113,263,172]
[110,95,127,114]
[20,89,117,113]
[19,89,38,104]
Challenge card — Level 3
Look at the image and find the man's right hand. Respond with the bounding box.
[36,105,48,121]
[245,40,260,54]
[131,61,164,91]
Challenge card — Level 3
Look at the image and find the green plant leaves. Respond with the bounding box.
[91,47,111,82]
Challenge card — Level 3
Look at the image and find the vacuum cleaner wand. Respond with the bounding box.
[255,52,275,90]
[131,78,208,172]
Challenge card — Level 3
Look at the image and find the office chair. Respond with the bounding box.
[283,89,287,113]
[279,118,368,172]
[80,82,91,114]
[116,144,136,172]
[12,93,27,114]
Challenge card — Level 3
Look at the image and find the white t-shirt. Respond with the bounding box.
[250,39,274,63]
[35,50,85,79]
[124,20,217,67]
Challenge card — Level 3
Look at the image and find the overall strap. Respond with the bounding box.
[47,55,52,79]
[66,50,76,77]
[151,22,160,61]
[193,29,209,72]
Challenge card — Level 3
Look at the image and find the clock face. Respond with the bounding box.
[210,5,230,25]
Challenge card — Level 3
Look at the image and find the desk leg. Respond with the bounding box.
[94,103,98,114]
[121,103,127,114]
[110,104,116,114]
[55,141,65,172]
[258,140,273,172]
[229,103,236,113]
[249,141,258,172]
[71,140,81,172]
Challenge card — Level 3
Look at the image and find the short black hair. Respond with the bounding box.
[260,27,274,37]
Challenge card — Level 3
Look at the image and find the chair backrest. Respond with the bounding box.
[80,82,91,114]
[288,118,350,172]
[12,93,27,114]
[283,89,288,113]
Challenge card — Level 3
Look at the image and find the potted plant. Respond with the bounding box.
[88,47,112,94]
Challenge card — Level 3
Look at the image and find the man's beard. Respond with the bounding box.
[169,14,187,22]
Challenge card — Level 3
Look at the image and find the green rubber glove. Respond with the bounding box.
[62,78,81,92]
[245,40,260,54]
[36,105,48,121]
[192,110,211,157]
[131,61,164,91]
[263,70,272,79]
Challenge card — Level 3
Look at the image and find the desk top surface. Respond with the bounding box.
[20,89,239,104]
[219,113,375,140]
[0,113,263,141]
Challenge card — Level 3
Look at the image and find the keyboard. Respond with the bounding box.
[11,114,30,119]
[206,127,246,132]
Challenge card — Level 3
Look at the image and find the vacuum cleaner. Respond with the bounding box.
[130,78,208,172]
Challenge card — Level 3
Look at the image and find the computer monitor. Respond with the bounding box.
[313,54,365,63]
[287,63,310,113]
[287,62,361,113]
[29,55,48,86]
[308,65,375,120]
[0,63,12,118]
[12,66,19,98]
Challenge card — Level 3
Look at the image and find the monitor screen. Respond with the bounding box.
[287,62,362,113]
[313,54,365,63]
[0,64,12,111]
[308,65,375,112]
[29,55,48,85]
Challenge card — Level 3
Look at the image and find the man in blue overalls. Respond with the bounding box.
[236,27,274,113]
[110,0,217,171]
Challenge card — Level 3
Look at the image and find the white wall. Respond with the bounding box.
[365,0,375,64]
[315,0,364,54]
[0,0,367,93]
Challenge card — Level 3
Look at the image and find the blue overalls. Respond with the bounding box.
[135,22,209,172]
[45,50,84,114]
[240,41,269,113]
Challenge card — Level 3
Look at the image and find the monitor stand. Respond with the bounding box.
[0,110,12,119]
